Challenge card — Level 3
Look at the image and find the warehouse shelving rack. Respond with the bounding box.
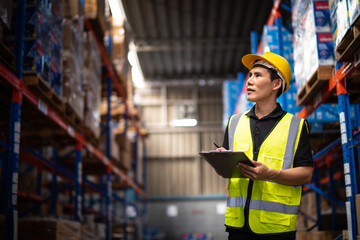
[248,0,360,239]
[0,0,147,240]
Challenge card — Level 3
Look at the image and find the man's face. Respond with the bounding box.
[246,66,276,103]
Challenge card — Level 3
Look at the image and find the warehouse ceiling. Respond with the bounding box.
[121,0,274,81]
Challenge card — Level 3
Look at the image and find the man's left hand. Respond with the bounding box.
[237,161,279,181]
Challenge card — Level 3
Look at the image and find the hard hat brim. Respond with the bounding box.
[242,54,269,70]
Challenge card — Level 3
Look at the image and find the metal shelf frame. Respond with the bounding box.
[0,0,146,239]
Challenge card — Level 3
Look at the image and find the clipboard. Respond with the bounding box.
[199,151,254,178]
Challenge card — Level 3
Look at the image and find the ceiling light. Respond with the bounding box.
[108,0,124,20]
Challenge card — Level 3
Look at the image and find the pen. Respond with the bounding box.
[213,142,221,148]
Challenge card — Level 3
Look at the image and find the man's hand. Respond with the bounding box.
[238,161,313,186]
[216,147,228,151]
[238,161,279,181]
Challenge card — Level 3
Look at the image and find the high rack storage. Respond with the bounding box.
[0,0,147,240]
[230,0,360,239]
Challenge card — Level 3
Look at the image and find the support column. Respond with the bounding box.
[105,76,112,240]
[338,93,358,240]
[51,148,58,217]
[75,142,82,222]
[3,90,23,240]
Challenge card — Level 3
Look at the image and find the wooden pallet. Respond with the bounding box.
[336,17,360,62]
[23,74,52,99]
[23,74,65,112]
[297,66,334,106]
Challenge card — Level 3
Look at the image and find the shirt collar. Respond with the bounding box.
[246,103,285,120]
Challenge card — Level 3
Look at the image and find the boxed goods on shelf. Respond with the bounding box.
[99,120,120,160]
[329,0,351,48]
[0,0,13,29]
[62,17,85,120]
[61,0,81,19]
[296,231,340,240]
[18,218,81,240]
[348,0,360,25]
[292,0,335,92]
[13,0,63,91]
[84,32,101,138]
[261,24,281,55]
[84,0,106,40]
[223,78,242,125]
[106,18,129,89]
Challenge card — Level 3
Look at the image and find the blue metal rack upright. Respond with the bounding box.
[1,0,26,239]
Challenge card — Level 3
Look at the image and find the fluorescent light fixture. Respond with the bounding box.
[128,42,145,88]
[170,118,198,127]
[108,0,126,21]
[127,51,136,66]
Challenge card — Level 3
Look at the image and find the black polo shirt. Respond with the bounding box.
[222,103,313,167]
[222,104,313,239]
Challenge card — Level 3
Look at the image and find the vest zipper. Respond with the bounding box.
[243,112,286,231]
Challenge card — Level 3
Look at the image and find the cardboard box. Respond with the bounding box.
[347,0,360,25]
[62,0,81,19]
[356,194,360,235]
[18,218,81,240]
[297,231,341,240]
[329,0,351,47]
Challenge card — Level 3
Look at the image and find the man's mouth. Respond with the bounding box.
[247,88,255,92]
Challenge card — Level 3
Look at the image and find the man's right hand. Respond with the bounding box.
[216,147,227,151]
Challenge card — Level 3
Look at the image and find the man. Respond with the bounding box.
[217,52,313,240]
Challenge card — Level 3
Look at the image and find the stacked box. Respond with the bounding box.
[223,79,241,126]
[278,82,302,115]
[61,0,81,19]
[106,18,128,88]
[62,17,84,120]
[292,0,335,90]
[348,0,360,25]
[329,0,351,48]
[84,32,101,138]
[0,0,13,29]
[99,120,120,160]
[84,0,106,38]
[261,24,281,55]
[21,2,52,83]
[50,0,63,96]
[4,0,62,91]
[116,132,133,170]
[18,218,81,240]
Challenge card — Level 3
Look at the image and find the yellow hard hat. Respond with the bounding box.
[241,52,291,93]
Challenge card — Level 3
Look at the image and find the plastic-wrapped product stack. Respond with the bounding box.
[83,32,101,138]
[292,0,335,91]
[61,4,84,120]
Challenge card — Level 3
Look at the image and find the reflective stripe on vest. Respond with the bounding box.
[282,115,301,170]
[227,196,247,207]
[228,197,299,215]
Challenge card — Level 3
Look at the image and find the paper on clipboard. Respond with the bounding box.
[199,151,254,178]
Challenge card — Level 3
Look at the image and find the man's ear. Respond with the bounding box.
[272,78,282,91]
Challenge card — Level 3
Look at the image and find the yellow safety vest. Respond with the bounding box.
[225,111,304,234]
